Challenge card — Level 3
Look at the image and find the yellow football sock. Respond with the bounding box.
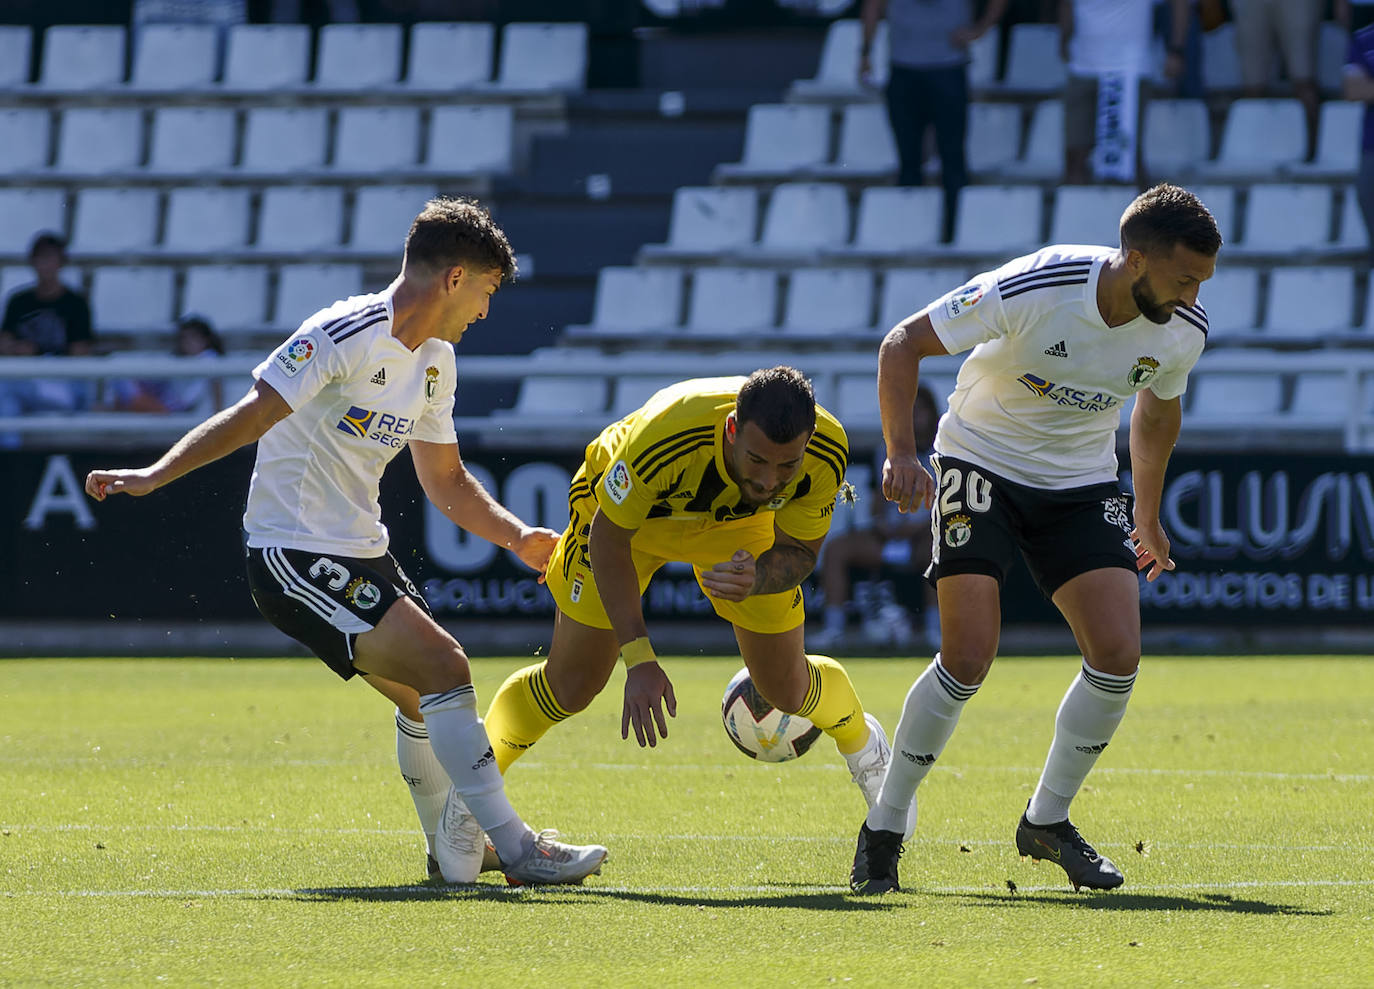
[483,662,571,774]
[796,654,869,755]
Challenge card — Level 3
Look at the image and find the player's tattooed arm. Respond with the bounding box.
[752,541,818,595]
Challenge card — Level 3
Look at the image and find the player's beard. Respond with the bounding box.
[1130,275,1176,325]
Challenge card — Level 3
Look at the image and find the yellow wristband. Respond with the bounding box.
[621,637,657,669]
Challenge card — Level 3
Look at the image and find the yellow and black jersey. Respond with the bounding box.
[575,376,849,542]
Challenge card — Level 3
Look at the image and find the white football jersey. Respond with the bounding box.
[925,245,1207,489]
[243,291,459,556]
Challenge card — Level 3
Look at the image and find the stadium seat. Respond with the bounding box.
[1285,101,1361,179]
[782,267,874,336]
[1,263,82,299]
[1141,99,1209,179]
[1200,23,1242,89]
[966,102,1022,177]
[998,23,1066,93]
[1289,371,1355,423]
[715,104,831,181]
[878,268,962,331]
[130,24,217,89]
[314,24,403,90]
[1049,185,1136,246]
[610,374,683,418]
[89,265,176,331]
[241,107,328,174]
[54,107,142,174]
[0,26,32,89]
[1188,372,1283,418]
[1199,99,1306,179]
[182,265,270,333]
[147,107,236,174]
[1337,186,1369,254]
[831,186,942,259]
[835,373,881,423]
[1195,267,1261,341]
[685,268,778,334]
[948,185,1043,254]
[754,183,850,258]
[0,189,66,256]
[39,25,125,90]
[1190,184,1237,244]
[333,107,421,173]
[69,188,159,254]
[256,186,346,252]
[806,103,896,180]
[223,24,310,90]
[640,186,759,260]
[967,27,1000,90]
[0,109,50,173]
[788,19,889,100]
[504,375,609,418]
[495,23,587,91]
[407,22,494,89]
[1264,267,1354,339]
[163,188,252,253]
[273,263,365,328]
[1234,184,1333,254]
[424,105,514,175]
[348,185,438,254]
[577,266,684,335]
[1001,99,1063,180]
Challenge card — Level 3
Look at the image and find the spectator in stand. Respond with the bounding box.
[814,383,941,650]
[1160,0,1205,99]
[1230,0,1322,160]
[1342,0,1374,34]
[108,314,227,416]
[860,0,1010,243]
[1344,18,1374,266]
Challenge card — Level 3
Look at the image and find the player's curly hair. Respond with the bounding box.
[1119,183,1222,258]
[404,196,518,283]
[736,366,816,444]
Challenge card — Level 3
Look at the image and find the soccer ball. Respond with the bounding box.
[720,667,821,763]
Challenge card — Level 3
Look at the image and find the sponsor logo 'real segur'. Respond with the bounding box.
[335,406,416,447]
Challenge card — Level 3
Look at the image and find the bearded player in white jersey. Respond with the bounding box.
[850,184,1221,894]
[85,197,607,887]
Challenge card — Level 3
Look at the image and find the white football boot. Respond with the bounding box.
[502,830,609,887]
[433,788,487,884]
[844,713,918,840]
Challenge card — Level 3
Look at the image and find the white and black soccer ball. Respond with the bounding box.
[720,667,822,763]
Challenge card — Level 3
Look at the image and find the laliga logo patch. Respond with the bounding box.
[604,460,633,505]
[345,576,382,610]
[275,337,315,377]
[570,572,585,603]
[424,365,440,402]
[944,513,972,548]
[766,495,787,510]
[944,282,985,319]
[1127,356,1160,388]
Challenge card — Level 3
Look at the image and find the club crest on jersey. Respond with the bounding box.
[945,514,972,548]
[424,365,440,402]
[1126,356,1160,388]
[766,495,788,510]
[345,577,382,610]
[605,460,633,505]
[944,282,985,319]
[275,337,315,377]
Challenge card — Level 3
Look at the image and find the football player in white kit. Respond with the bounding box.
[85,197,608,887]
[850,184,1221,893]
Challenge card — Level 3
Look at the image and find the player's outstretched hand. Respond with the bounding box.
[699,549,756,601]
[1131,521,1175,582]
[622,661,677,748]
[882,453,935,515]
[85,469,158,501]
[511,525,561,583]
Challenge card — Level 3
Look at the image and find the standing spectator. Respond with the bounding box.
[108,314,227,415]
[1231,0,1323,160]
[1344,20,1374,266]
[860,0,1010,242]
[1160,0,1205,99]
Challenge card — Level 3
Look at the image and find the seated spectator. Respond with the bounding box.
[813,384,941,650]
[1231,0,1322,160]
[108,314,226,415]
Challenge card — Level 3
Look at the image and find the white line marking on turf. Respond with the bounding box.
[573,764,1371,783]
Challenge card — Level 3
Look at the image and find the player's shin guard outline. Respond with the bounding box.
[796,654,868,754]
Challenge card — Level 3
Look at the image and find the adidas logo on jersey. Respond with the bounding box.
[370,368,387,385]
[1043,340,1069,358]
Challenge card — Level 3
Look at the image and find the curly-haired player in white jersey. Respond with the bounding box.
[850,183,1221,894]
[84,197,607,888]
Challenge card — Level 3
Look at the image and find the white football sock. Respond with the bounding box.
[394,710,452,859]
[866,654,978,834]
[418,685,530,863]
[1026,662,1136,826]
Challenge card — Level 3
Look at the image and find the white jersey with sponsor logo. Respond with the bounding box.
[243,290,459,556]
[925,245,1207,489]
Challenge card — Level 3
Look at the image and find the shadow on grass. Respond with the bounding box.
[927,889,1331,916]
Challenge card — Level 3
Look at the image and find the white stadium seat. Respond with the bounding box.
[755,182,849,257]
[610,374,683,418]
[163,187,252,253]
[425,105,514,175]
[1337,186,1369,253]
[835,186,942,258]
[182,265,270,333]
[2,264,82,300]
[1289,371,1356,423]
[314,24,403,90]
[783,268,873,336]
[90,266,176,331]
[223,24,310,90]
[1287,101,1361,179]
[790,19,889,100]
[273,264,365,328]
[967,102,1022,177]
[495,22,586,91]
[968,27,999,89]
[835,373,881,424]
[1264,267,1354,338]
[40,25,125,90]
[1190,184,1237,244]
[131,24,217,89]
[0,189,66,255]
[333,106,421,173]
[69,188,159,254]
[1196,267,1261,341]
[584,266,683,334]
[1235,184,1333,253]
[1050,185,1136,246]
[0,26,32,89]
[407,22,494,89]
[641,186,759,259]
[257,186,346,252]
[999,23,1065,93]
[349,185,438,254]
[811,103,897,180]
[1200,99,1306,179]
[685,268,777,333]
[508,375,607,416]
[716,104,831,181]
[878,268,961,331]
[1002,99,1063,180]
[949,185,1043,253]
[54,107,142,174]
[147,107,236,174]
[1188,372,1283,418]
[0,109,50,173]
[1142,99,1210,179]
[241,107,328,174]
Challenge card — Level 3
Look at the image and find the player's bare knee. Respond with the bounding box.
[938,651,992,686]
[546,663,609,714]
[1084,648,1139,678]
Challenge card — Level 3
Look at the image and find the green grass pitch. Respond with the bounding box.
[2,655,1371,987]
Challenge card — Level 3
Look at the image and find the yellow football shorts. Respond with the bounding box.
[545,494,806,635]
